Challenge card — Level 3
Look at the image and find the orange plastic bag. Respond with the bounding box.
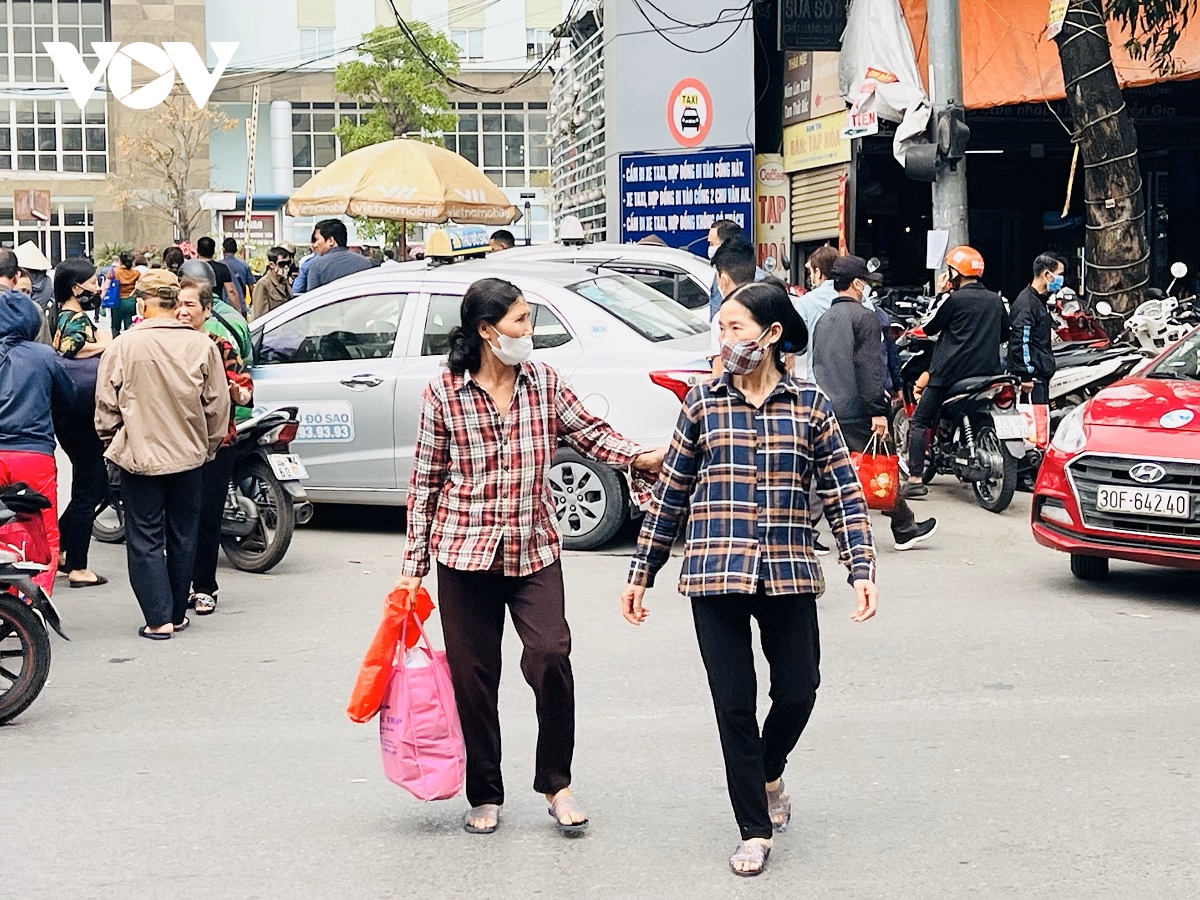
[850,434,900,512]
[346,587,435,723]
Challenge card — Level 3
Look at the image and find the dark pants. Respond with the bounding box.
[692,591,821,841]
[192,446,236,597]
[121,468,203,629]
[840,419,917,535]
[1025,380,1049,404]
[110,297,137,335]
[906,384,950,480]
[54,413,109,572]
[436,560,574,808]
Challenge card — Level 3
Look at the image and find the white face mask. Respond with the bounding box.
[488,329,533,366]
[707,243,718,260]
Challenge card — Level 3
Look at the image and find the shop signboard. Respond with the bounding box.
[783,111,852,172]
[221,212,277,252]
[779,0,848,51]
[619,146,755,253]
[783,51,843,126]
[754,154,790,276]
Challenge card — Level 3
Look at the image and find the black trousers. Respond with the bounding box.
[121,467,202,629]
[692,591,821,841]
[840,419,917,535]
[192,446,236,597]
[906,384,950,478]
[53,412,109,571]
[436,560,574,808]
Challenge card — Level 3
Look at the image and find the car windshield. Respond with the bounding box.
[569,275,707,342]
[1148,328,1200,380]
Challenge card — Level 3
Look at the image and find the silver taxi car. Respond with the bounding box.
[249,257,709,549]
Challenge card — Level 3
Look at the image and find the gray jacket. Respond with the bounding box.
[811,295,889,428]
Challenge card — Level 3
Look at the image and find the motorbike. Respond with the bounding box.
[0,489,68,726]
[1050,288,1111,347]
[93,407,313,574]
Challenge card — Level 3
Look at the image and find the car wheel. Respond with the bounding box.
[1070,554,1109,581]
[549,448,628,551]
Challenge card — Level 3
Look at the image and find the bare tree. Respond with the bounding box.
[110,93,237,242]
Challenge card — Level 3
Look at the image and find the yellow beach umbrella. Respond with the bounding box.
[284,138,520,225]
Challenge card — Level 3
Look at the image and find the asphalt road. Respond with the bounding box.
[6,485,1200,899]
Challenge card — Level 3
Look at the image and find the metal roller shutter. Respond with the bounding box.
[790,164,845,243]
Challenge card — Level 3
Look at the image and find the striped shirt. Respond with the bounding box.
[628,374,876,598]
[402,360,644,579]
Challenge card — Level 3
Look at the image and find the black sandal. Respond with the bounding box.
[138,626,171,641]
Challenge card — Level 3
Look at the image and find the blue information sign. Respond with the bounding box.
[619,145,755,255]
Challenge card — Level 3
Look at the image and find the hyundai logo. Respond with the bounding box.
[1129,462,1167,484]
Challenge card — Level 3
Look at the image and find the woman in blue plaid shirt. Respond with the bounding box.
[622,280,879,877]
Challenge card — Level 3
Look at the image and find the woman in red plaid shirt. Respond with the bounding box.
[397,278,664,837]
[622,280,879,877]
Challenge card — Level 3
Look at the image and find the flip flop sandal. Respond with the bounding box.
[547,794,589,836]
[173,617,190,633]
[463,804,502,834]
[767,780,791,832]
[138,627,172,641]
[193,593,217,616]
[69,575,108,589]
[729,840,771,877]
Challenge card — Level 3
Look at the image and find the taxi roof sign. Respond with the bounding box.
[425,225,491,260]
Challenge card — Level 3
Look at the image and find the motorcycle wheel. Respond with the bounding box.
[0,594,52,726]
[91,499,125,544]
[971,423,1018,514]
[891,406,912,477]
[220,458,296,574]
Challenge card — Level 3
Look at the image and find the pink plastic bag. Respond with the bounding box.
[378,616,465,801]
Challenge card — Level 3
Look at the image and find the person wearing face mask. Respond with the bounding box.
[706,220,766,321]
[813,256,937,550]
[52,258,112,587]
[791,246,840,381]
[396,277,666,838]
[906,246,1010,497]
[251,246,294,320]
[622,280,878,878]
[1008,252,1064,403]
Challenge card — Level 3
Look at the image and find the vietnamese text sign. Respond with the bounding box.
[619,146,755,252]
[783,51,843,126]
[779,0,848,51]
[754,154,790,276]
[783,110,852,173]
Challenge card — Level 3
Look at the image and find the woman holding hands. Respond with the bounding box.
[397,278,664,837]
[621,280,879,877]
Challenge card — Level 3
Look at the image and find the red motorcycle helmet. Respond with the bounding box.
[945,245,985,278]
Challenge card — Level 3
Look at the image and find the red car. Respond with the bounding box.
[1032,326,1200,580]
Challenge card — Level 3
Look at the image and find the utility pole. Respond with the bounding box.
[926,0,969,249]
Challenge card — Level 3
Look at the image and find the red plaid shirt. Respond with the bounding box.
[402,361,645,578]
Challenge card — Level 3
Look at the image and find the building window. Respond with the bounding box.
[450,28,484,61]
[0,200,94,264]
[291,101,371,188]
[0,98,107,174]
[526,28,554,59]
[4,0,106,84]
[444,101,548,189]
[299,27,335,63]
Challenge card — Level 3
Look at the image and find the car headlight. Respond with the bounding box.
[1050,405,1087,454]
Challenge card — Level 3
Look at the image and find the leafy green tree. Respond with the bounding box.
[1052,1,1195,312]
[333,23,461,247]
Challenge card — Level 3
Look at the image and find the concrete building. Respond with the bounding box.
[0,0,564,263]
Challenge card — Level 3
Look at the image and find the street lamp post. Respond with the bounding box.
[927,0,969,250]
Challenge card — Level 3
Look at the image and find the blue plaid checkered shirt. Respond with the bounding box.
[628,374,877,598]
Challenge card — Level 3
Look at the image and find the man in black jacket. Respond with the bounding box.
[906,246,1010,497]
[814,256,936,550]
[1008,252,1064,401]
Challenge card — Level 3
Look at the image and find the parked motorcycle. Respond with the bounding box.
[93,407,312,574]
[0,490,68,726]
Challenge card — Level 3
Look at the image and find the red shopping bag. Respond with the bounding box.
[850,434,900,511]
[346,587,435,724]
[1018,395,1050,449]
